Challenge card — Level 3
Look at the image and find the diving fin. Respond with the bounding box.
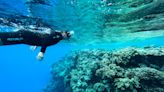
[37,52,44,61]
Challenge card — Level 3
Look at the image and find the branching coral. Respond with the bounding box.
[114,77,140,91]
[96,64,124,79]
[45,47,164,92]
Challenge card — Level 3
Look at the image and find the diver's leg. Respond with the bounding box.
[37,46,47,61]
[0,31,24,45]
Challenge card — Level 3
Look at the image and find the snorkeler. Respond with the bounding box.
[0,28,74,61]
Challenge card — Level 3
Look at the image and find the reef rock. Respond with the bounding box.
[45,47,164,92]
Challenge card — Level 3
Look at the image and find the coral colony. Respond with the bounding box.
[45,47,164,92]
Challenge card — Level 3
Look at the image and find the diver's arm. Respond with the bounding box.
[37,46,47,61]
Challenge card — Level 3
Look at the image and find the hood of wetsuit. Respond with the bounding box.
[66,31,74,38]
[61,31,74,39]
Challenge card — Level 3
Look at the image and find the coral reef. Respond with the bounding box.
[45,47,164,92]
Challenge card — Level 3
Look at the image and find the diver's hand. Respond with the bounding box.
[30,46,37,51]
[37,52,44,61]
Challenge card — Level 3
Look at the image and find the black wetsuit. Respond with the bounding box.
[0,29,64,53]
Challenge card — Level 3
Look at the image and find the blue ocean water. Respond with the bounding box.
[0,0,29,16]
[0,0,164,92]
[0,36,163,92]
[0,43,73,92]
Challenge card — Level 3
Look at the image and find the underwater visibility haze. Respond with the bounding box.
[0,0,164,92]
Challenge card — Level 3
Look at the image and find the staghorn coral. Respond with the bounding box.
[93,83,106,92]
[96,64,124,79]
[45,47,164,92]
[114,77,140,92]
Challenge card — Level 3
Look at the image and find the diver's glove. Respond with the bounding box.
[37,52,44,61]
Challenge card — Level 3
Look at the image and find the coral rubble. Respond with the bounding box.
[45,47,164,92]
